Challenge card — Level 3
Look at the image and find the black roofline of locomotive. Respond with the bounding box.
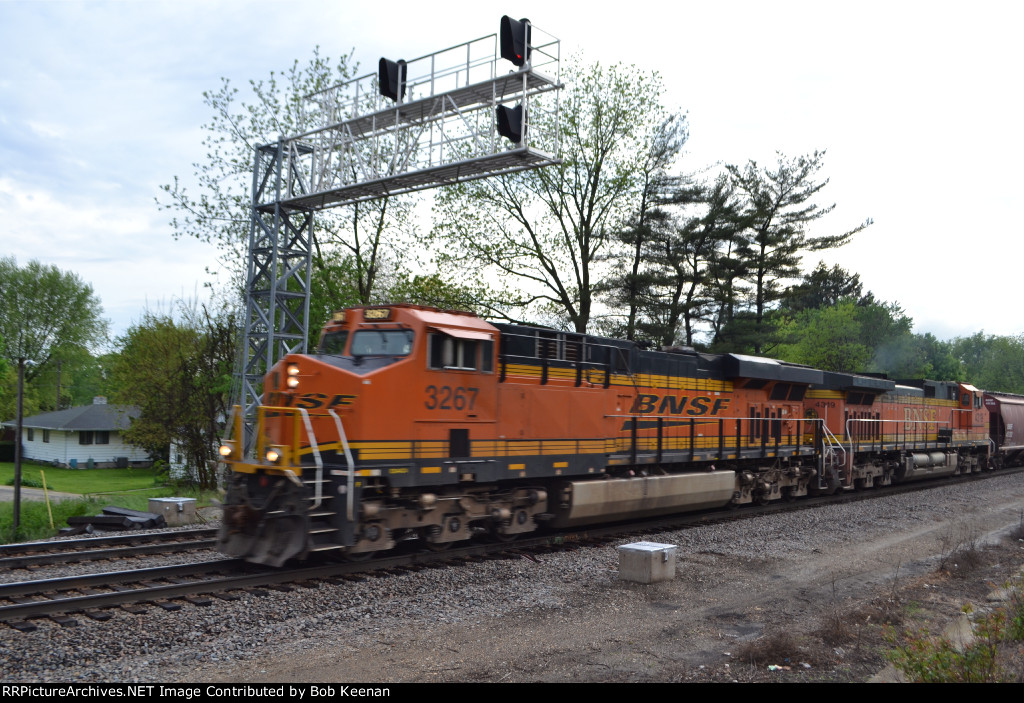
[819,371,896,393]
[720,354,823,385]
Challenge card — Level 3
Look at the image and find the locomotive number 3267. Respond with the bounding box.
[425,385,479,411]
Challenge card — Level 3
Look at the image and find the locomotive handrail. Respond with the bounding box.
[327,409,357,521]
[296,408,324,511]
[819,421,846,471]
[603,414,838,466]
[844,417,952,457]
[248,405,326,504]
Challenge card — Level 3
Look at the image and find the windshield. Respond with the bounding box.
[319,331,349,355]
[350,329,414,356]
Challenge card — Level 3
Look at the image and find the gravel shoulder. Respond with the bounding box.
[2,473,1024,683]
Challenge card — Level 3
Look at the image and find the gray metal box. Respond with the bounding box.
[617,541,677,583]
[148,497,197,527]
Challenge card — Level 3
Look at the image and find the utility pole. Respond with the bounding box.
[13,357,25,540]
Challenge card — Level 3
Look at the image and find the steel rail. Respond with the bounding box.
[0,528,218,556]
[0,538,218,569]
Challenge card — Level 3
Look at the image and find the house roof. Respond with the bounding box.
[2,404,140,431]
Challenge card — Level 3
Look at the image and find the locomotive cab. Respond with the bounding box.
[219,305,521,565]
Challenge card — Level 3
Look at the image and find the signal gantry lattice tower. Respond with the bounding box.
[237,18,562,446]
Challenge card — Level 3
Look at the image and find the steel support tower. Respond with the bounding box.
[237,22,562,447]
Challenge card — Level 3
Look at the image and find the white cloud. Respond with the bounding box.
[0,0,1021,344]
[0,177,218,338]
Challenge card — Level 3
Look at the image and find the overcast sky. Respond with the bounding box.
[2,0,1021,344]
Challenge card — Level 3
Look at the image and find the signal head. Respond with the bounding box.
[500,16,531,67]
[496,104,525,144]
[378,57,407,102]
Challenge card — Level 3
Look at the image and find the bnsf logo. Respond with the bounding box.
[630,394,731,416]
[266,392,356,410]
[903,406,937,430]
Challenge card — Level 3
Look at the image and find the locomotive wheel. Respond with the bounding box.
[421,527,454,551]
[344,550,377,562]
[490,530,519,543]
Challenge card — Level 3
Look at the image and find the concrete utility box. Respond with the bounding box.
[148,497,197,527]
[617,541,677,584]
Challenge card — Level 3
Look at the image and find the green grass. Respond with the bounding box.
[0,497,107,543]
[0,461,163,494]
[0,460,222,543]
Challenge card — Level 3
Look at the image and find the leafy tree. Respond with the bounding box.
[431,60,679,333]
[648,176,748,348]
[109,304,236,488]
[159,49,422,304]
[13,347,114,412]
[771,285,963,380]
[871,331,962,380]
[601,114,693,341]
[773,297,918,373]
[0,258,109,380]
[0,353,27,422]
[603,172,749,348]
[782,262,869,313]
[773,299,872,371]
[0,258,108,420]
[952,333,1024,393]
[724,152,871,353]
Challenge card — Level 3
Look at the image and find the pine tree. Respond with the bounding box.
[724,151,871,354]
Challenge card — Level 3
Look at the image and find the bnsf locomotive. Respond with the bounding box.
[218,304,996,566]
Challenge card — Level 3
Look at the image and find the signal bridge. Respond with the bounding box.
[253,21,561,213]
[239,17,562,446]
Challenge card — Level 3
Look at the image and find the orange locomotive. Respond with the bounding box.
[218,305,992,565]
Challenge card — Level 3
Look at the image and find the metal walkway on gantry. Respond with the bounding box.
[236,18,562,444]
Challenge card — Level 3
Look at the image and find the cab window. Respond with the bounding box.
[319,331,349,355]
[350,329,414,356]
[429,333,493,372]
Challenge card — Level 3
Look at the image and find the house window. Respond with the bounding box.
[27,428,34,441]
[96,431,110,445]
[43,430,50,443]
[80,431,94,445]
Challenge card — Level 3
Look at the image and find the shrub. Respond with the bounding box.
[885,605,1008,683]
[5,476,43,488]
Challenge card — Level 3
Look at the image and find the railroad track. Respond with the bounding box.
[0,528,218,569]
[3,467,1019,632]
[0,544,528,632]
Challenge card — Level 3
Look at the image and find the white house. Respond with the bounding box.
[1,397,152,468]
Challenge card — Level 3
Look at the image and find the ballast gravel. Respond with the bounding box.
[2,473,1023,683]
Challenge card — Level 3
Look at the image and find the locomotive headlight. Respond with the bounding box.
[218,443,234,459]
[285,363,300,389]
[265,448,282,464]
